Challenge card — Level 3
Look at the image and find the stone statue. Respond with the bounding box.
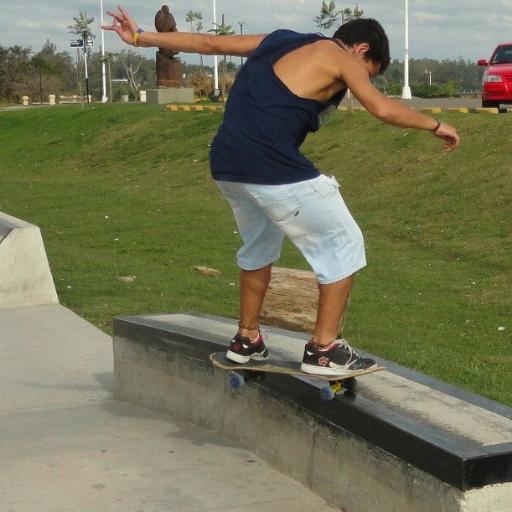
[155,5,184,88]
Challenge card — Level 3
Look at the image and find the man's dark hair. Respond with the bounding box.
[333,18,390,74]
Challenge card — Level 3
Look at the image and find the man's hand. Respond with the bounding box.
[102,4,265,55]
[102,5,139,45]
[433,122,460,152]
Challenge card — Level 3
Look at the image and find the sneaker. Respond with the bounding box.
[226,332,269,364]
[301,338,376,376]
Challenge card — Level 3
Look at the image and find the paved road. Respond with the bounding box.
[0,305,337,512]
[340,96,484,109]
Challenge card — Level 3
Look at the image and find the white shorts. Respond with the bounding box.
[216,174,367,284]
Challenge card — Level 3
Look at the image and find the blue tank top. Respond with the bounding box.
[210,30,347,185]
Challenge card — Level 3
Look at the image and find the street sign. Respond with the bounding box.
[86,38,94,48]
[70,40,84,48]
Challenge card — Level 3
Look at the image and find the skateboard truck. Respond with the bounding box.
[210,352,381,402]
[227,368,358,401]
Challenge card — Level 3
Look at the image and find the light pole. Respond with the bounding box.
[100,0,108,103]
[213,0,220,96]
[239,22,245,67]
[401,0,412,99]
[83,36,90,103]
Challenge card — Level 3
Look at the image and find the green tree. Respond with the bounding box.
[30,40,71,103]
[314,2,363,30]
[0,45,34,101]
[185,10,203,32]
[68,12,95,40]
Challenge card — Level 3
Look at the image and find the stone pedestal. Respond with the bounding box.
[139,90,147,103]
[22,96,29,106]
[48,95,56,106]
[146,88,195,105]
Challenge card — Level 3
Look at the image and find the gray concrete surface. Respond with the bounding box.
[0,305,336,512]
[113,313,512,512]
[124,314,512,448]
[0,212,59,309]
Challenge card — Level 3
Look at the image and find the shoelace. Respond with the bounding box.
[335,338,360,362]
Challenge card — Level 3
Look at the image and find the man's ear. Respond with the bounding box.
[354,43,370,58]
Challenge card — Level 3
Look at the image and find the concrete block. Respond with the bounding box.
[310,423,461,512]
[192,105,204,111]
[113,313,512,512]
[222,378,316,486]
[113,335,224,431]
[180,105,191,111]
[166,105,179,112]
[472,108,499,114]
[446,107,469,113]
[0,212,58,309]
[146,88,195,105]
[420,107,442,113]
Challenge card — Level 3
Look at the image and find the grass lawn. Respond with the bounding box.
[0,103,510,405]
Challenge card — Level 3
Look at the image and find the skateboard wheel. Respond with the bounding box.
[344,378,358,392]
[228,372,245,390]
[320,386,336,401]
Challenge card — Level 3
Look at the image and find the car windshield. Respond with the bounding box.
[492,45,512,64]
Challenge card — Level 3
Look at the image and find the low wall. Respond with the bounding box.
[0,212,59,309]
[113,313,512,512]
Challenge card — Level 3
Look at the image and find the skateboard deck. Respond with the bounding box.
[210,352,384,400]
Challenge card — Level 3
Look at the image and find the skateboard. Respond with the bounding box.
[210,352,384,401]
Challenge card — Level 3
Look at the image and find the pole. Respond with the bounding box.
[76,48,84,107]
[213,0,220,96]
[39,65,43,105]
[76,48,80,98]
[239,22,245,68]
[108,59,113,102]
[83,39,90,103]
[401,0,412,99]
[100,0,108,102]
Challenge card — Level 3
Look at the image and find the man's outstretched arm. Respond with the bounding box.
[323,44,460,151]
[102,6,266,56]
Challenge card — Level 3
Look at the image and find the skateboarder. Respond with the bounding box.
[104,7,460,376]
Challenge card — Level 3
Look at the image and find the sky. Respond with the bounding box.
[1,0,512,63]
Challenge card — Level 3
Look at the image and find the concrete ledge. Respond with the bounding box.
[337,106,502,114]
[113,313,512,512]
[164,104,505,115]
[165,104,224,112]
[0,212,58,309]
[420,107,443,113]
[446,107,470,113]
[146,88,194,104]
[471,108,500,114]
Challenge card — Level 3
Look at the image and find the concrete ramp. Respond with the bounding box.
[113,313,512,512]
[0,212,58,309]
